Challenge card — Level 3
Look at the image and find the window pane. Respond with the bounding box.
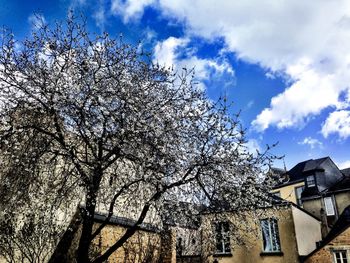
[342,251,348,263]
[215,222,230,253]
[334,251,347,263]
[271,219,281,251]
[324,197,335,216]
[261,219,272,252]
[215,223,223,252]
[261,219,281,252]
[306,175,315,187]
[295,186,304,206]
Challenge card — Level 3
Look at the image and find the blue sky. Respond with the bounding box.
[1,0,350,170]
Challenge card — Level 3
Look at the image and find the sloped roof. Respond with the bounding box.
[287,157,328,182]
[341,167,350,177]
[93,213,160,232]
[273,157,330,189]
[326,175,350,193]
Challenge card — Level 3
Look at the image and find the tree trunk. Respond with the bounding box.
[76,168,102,263]
[76,191,96,263]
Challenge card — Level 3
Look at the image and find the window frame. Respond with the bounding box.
[260,218,281,253]
[324,196,336,216]
[294,185,305,206]
[306,175,316,187]
[333,250,348,263]
[214,221,231,254]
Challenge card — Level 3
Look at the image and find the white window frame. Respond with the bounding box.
[260,218,281,253]
[324,196,336,216]
[306,175,316,187]
[215,222,231,254]
[333,250,348,263]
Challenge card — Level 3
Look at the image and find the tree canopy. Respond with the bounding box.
[0,15,277,263]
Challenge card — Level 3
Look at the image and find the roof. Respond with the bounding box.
[326,175,350,193]
[273,157,329,189]
[341,167,350,177]
[270,167,286,175]
[304,205,350,260]
[93,213,160,233]
[287,157,328,182]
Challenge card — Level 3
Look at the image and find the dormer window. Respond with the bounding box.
[306,175,316,187]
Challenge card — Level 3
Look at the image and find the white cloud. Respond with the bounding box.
[298,137,323,149]
[28,14,46,31]
[321,110,350,139]
[153,36,234,82]
[111,0,155,22]
[112,0,350,137]
[337,160,350,169]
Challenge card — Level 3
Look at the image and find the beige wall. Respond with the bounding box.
[61,222,162,263]
[302,198,322,219]
[202,207,301,263]
[335,192,350,216]
[303,192,350,221]
[272,182,305,205]
[94,223,161,263]
[291,206,322,256]
[305,228,350,263]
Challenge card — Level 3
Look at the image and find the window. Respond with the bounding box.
[334,250,348,263]
[215,222,231,254]
[176,237,183,256]
[324,196,335,216]
[306,175,316,187]
[261,218,281,252]
[295,186,305,206]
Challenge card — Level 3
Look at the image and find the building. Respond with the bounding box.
[49,211,162,263]
[304,205,350,263]
[272,157,350,237]
[199,202,322,263]
[48,157,350,263]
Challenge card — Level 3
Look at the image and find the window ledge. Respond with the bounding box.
[213,253,233,257]
[260,251,284,256]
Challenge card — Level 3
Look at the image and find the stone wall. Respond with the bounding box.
[304,227,350,263]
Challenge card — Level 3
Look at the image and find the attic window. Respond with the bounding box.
[306,175,316,187]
